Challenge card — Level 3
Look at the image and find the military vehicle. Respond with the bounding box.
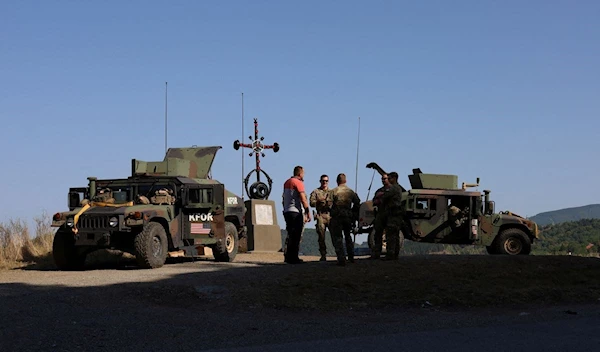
[357,163,539,255]
[51,146,246,270]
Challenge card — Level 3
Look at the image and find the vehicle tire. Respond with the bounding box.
[493,228,532,255]
[53,228,86,270]
[134,222,168,269]
[213,222,238,262]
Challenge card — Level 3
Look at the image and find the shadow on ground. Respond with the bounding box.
[2,254,600,351]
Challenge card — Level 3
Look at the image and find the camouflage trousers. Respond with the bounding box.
[384,212,404,259]
[329,216,354,263]
[371,212,386,258]
[372,212,403,259]
[315,213,331,257]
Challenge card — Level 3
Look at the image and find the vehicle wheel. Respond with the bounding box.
[53,228,86,270]
[213,222,238,262]
[134,222,168,269]
[493,228,531,255]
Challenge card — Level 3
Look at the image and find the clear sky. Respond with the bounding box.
[1,0,599,234]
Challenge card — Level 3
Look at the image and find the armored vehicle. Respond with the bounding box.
[357,163,539,255]
[51,146,246,270]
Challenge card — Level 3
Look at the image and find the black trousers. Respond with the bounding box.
[284,211,304,261]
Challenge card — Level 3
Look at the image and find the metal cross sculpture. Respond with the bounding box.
[233,118,280,200]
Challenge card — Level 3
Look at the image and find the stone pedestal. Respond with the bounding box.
[244,199,282,252]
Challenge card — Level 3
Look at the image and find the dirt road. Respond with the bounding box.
[1,253,599,351]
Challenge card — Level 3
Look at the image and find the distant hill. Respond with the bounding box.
[534,218,600,255]
[529,204,600,226]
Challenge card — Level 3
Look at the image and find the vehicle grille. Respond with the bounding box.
[79,216,109,229]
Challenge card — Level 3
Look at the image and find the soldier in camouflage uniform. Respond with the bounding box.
[381,172,404,260]
[309,174,333,261]
[329,173,361,266]
[370,174,391,259]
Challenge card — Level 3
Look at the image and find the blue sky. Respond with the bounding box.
[1,0,599,234]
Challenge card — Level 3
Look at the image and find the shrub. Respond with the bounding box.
[0,212,56,269]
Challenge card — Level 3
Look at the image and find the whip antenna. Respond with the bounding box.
[241,92,245,202]
[355,116,360,192]
[164,82,168,153]
[366,169,375,200]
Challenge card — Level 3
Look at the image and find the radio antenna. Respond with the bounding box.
[366,169,376,200]
[164,81,168,153]
[241,92,245,203]
[354,116,360,192]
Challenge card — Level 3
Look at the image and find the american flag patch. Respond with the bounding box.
[191,222,211,235]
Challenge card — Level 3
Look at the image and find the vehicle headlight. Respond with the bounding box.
[66,219,74,227]
[109,217,118,227]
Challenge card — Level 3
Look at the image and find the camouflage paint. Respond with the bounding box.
[51,146,244,258]
[357,162,540,254]
[132,146,222,179]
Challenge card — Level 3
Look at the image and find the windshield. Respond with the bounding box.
[95,182,176,203]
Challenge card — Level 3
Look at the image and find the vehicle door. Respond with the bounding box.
[405,193,450,242]
[181,184,225,240]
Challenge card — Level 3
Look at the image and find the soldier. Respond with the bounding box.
[448,199,470,228]
[370,173,391,259]
[329,173,361,266]
[381,171,404,260]
[309,174,332,261]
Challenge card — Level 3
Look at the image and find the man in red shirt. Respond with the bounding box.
[282,165,311,264]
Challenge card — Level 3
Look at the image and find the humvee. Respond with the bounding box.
[51,146,246,270]
[357,163,539,255]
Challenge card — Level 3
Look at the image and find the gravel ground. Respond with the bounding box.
[1,253,599,352]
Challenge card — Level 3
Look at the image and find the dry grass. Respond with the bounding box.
[0,213,56,269]
[0,213,139,270]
